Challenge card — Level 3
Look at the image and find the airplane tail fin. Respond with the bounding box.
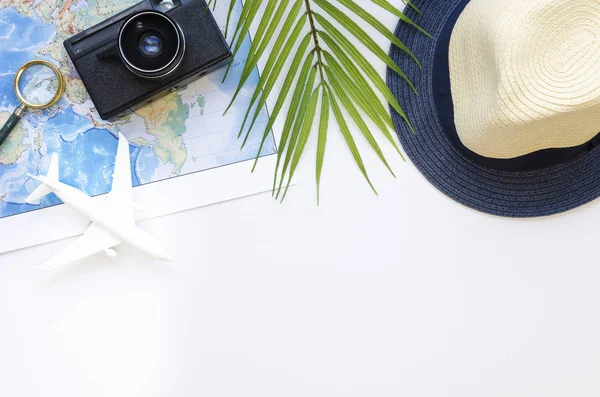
[25,153,59,204]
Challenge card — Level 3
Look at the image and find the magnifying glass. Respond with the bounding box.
[0,60,65,147]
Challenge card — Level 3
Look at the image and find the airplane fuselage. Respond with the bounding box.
[41,177,171,261]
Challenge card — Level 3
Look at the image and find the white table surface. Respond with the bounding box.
[2,4,600,397]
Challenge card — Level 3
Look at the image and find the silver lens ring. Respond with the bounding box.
[118,11,185,79]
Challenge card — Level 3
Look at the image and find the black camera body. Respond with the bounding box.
[64,0,231,120]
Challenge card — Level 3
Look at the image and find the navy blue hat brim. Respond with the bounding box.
[388,0,600,218]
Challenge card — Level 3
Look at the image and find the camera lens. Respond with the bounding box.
[118,11,185,79]
[137,31,164,57]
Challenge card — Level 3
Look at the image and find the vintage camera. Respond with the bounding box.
[64,0,231,120]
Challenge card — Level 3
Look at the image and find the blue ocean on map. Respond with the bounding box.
[0,1,277,219]
[0,9,51,108]
[0,7,138,216]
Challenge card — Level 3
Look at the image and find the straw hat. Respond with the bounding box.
[388,0,600,217]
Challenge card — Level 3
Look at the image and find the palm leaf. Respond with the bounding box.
[321,50,402,157]
[280,83,322,201]
[252,33,312,173]
[223,0,303,115]
[272,50,314,194]
[328,85,377,195]
[215,0,427,202]
[324,65,395,178]
[317,33,396,130]
[275,61,318,199]
[316,87,329,204]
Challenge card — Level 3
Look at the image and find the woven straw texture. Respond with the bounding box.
[449,0,600,159]
[387,0,600,218]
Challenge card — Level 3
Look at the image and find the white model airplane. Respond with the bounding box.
[26,133,171,272]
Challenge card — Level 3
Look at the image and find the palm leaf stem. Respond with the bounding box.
[303,0,326,82]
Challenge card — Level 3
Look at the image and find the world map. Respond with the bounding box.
[0,0,276,219]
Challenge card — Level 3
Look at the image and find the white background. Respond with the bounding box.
[2,2,600,397]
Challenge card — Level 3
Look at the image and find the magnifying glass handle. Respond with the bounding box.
[0,104,26,148]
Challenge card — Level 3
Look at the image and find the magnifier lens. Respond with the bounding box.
[17,64,60,107]
[0,60,65,148]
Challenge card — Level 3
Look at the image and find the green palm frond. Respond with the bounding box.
[216,0,427,201]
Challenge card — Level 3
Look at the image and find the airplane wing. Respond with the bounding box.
[37,223,122,272]
[103,133,135,225]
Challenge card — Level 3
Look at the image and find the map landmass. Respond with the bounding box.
[0,0,276,219]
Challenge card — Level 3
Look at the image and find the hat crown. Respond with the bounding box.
[449,0,600,159]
